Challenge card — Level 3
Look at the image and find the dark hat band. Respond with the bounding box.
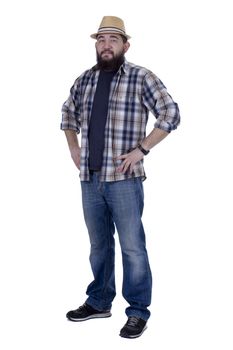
[97,26,126,36]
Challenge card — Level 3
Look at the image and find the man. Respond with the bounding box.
[61,16,180,339]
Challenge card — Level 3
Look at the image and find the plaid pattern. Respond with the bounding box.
[61,60,180,181]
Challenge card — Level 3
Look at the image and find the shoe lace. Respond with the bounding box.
[126,316,140,327]
[78,303,88,311]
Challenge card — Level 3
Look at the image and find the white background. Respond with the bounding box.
[0,0,232,349]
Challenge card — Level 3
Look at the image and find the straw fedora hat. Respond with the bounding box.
[90,16,131,40]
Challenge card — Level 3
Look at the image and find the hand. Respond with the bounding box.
[116,148,144,174]
[70,147,81,170]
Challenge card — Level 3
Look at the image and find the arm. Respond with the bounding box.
[116,128,168,174]
[141,127,169,150]
[117,72,180,174]
[61,79,82,169]
[64,130,81,170]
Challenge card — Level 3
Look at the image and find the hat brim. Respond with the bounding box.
[90,31,131,40]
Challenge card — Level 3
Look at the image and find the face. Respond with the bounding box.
[95,33,130,70]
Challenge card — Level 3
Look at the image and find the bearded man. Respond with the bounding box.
[61,16,180,339]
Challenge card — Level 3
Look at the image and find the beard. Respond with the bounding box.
[96,49,125,71]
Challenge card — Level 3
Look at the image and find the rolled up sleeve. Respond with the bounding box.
[142,72,180,133]
[60,82,81,133]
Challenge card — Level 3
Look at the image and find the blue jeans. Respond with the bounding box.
[81,174,152,320]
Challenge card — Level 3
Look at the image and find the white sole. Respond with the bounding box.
[120,325,147,339]
[67,312,112,322]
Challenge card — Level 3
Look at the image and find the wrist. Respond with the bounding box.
[137,143,150,156]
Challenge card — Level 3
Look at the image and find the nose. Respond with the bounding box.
[102,39,112,49]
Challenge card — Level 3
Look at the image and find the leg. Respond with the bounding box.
[81,174,116,311]
[105,177,152,320]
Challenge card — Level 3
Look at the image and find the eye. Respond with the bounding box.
[97,37,105,43]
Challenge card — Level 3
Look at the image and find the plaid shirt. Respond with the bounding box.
[61,60,180,181]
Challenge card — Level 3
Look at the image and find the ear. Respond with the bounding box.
[123,41,130,53]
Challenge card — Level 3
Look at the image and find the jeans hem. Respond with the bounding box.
[86,298,112,312]
[126,309,150,321]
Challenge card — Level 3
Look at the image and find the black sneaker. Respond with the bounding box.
[66,303,111,322]
[120,316,147,338]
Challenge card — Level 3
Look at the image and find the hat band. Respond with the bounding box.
[97,26,126,36]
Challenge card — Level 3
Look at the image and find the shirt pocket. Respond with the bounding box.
[117,89,136,103]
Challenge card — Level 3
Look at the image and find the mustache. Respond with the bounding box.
[101,50,114,55]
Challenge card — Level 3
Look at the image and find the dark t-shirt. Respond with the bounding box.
[88,70,116,171]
